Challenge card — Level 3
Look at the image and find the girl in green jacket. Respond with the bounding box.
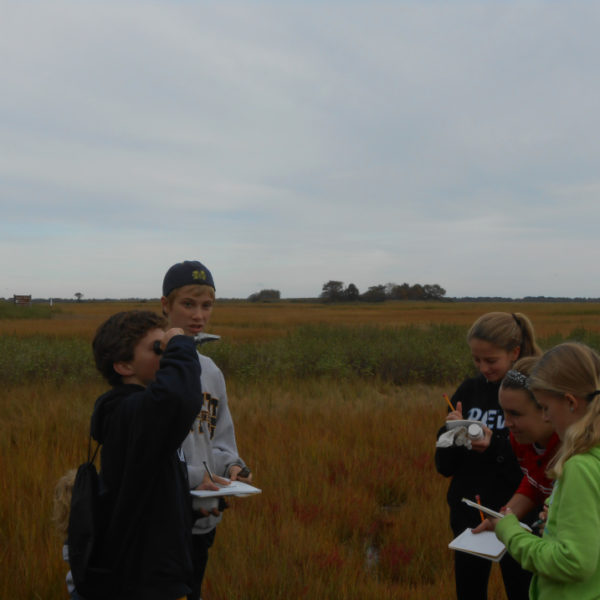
[492,342,600,600]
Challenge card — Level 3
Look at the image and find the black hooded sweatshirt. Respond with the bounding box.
[434,374,523,535]
[89,335,201,600]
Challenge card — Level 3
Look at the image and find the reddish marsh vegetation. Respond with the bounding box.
[2,301,600,598]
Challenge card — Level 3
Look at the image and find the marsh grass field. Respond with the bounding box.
[2,300,600,599]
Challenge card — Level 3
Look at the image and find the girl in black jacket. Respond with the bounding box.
[435,312,541,600]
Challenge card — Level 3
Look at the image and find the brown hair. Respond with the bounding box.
[467,312,542,358]
[92,310,167,385]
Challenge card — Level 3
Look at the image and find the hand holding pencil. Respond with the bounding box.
[471,494,496,533]
[193,462,231,518]
[443,394,463,421]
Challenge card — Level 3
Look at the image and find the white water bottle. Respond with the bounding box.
[467,423,484,441]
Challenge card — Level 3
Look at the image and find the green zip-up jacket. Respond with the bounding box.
[495,445,600,600]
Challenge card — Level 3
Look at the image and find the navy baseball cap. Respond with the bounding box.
[162,261,215,297]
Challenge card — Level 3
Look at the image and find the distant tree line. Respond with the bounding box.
[319,281,447,303]
[247,289,281,302]
[16,289,600,304]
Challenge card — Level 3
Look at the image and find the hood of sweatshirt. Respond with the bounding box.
[90,384,144,444]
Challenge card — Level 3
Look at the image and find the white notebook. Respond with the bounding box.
[190,480,262,498]
[449,528,506,562]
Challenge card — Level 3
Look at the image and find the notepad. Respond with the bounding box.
[190,481,262,498]
[461,497,532,532]
[449,528,507,562]
[462,497,504,519]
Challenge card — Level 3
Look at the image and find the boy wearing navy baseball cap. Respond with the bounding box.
[161,261,251,600]
[162,260,216,299]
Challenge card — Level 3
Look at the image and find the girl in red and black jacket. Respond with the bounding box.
[472,357,559,535]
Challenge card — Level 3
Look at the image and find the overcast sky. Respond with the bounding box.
[2,1,600,300]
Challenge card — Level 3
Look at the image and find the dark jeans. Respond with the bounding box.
[454,549,532,600]
[188,529,217,600]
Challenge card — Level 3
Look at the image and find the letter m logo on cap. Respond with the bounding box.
[192,270,206,282]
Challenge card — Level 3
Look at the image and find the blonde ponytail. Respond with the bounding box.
[467,312,542,358]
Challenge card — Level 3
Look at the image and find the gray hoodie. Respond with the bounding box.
[182,352,246,535]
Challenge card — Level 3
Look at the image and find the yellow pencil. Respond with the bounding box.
[476,494,485,522]
[443,393,455,412]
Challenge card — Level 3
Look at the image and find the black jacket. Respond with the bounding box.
[435,375,522,535]
[90,335,202,600]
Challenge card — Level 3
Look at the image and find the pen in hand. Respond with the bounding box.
[203,461,216,483]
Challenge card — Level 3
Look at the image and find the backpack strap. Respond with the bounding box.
[87,433,101,465]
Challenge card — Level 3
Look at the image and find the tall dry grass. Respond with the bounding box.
[187,300,600,341]
[3,299,600,340]
[1,381,105,599]
[204,379,457,600]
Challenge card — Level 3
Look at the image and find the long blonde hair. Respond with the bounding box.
[52,469,76,538]
[528,342,600,478]
[467,312,542,358]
